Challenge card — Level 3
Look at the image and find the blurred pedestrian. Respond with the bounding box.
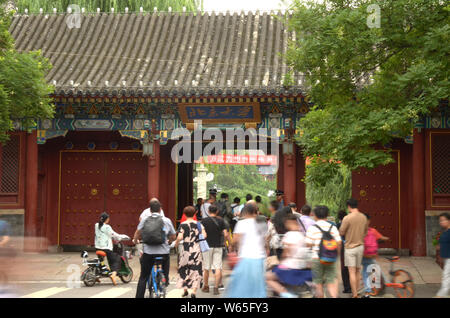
[201,204,229,295]
[201,189,217,219]
[339,198,368,298]
[195,198,203,221]
[275,190,285,210]
[227,203,268,298]
[361,213,389,298]
[267,207,293,260]
[305,206,341,298]
[336,210,351,294]
[299,205,316,231]
[436,212,450,297]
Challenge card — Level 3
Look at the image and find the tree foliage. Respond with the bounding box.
[15,0,200,12]
[194,164,277,215]
[286,0,449,183]
[305,162,352,216]
[0,0,54,143]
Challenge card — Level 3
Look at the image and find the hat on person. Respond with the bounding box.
[209,188,217,195]
[275,189,284,196]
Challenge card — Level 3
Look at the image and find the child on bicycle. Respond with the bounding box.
[362,213,389,298]
[266,214,313,298]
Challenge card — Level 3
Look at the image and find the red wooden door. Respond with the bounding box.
[60,152,105,245]
[104,152,148,239]
[59,152,148,246]
[352,152,400,248]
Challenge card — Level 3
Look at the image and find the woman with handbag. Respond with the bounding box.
[175,206,207,298]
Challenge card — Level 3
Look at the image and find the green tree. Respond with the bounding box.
[193,164,277,216]
[286,0,449,183]
[0,1,54,143]
[15,0,200,13]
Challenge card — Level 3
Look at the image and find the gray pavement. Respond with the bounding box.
[0,252,445,298]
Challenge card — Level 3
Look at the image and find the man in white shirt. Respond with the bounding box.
[133,199,176,298]
[139,197,165,221]
[135,198,165,257]
[201,189,217,219]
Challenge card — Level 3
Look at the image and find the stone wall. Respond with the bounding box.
[0,211,24,237]
[426,210,449,257]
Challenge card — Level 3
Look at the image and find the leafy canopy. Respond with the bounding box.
[286,0,449,182]
[15,0,200,12]
[0,0,54,143]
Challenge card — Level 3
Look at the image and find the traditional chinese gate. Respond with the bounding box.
[352,151,401,248]
[59,151,148,246]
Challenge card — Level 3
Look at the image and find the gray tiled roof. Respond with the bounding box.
[10,11,304,98]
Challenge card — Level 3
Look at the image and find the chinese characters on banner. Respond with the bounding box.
[195,154,278,166]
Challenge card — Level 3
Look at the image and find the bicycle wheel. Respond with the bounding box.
[369,272,385,296]
[392,270,415,298]
[148,277,156,298]
[82,267,97,287]
[157,272,167,298]
[119,266,133,284]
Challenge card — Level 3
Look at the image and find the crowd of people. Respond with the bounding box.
[90,190,450,298]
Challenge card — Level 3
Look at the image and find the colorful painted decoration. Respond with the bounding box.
[87,142,96,150]
[65,141,74,150]
[109,141,119,150]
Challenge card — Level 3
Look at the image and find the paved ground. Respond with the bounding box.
[0,251,444,298]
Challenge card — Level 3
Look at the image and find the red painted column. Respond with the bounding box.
[295,144,306,207]
[148,141,160,200]
[411,128,426,256]
[24,130,38,251]
[283,143,297,205]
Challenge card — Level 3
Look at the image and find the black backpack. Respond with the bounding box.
[141,214,165,245]
[217,200,227,218]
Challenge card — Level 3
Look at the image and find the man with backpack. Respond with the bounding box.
[361,213,389,298]
[339,198,369,298]
[217,193,233,227]
[305,205,341,298]
[133,199,176,298]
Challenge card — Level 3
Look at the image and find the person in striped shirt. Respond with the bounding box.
[305,206,342,298]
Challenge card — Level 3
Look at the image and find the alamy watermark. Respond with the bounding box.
[366,263,382,289]
[367,4,381,29]
[66,5,81,29]
[66,264,81,288]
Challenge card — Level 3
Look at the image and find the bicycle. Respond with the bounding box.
[366,256,415,298]
[147,257,167,298]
